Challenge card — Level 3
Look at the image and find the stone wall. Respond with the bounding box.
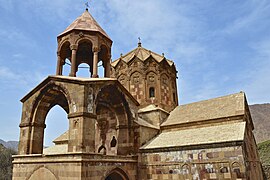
[139,146,246,180]
[13,154,137,180]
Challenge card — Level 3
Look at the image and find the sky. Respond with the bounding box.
[0,0,270,145]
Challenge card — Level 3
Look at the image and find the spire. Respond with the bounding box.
[58,8,111,40]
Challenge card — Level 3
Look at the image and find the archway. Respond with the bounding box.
[29,84,70,154]
[98,45,110,77]
[76,63,91,78]
[58,41,71,76]
[95,84,134,155]
[105,172,124,180]
[43,105,69,147]
[105,168,129,180]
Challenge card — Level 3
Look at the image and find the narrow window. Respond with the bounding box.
[149,87,155,98]
[110,136,117,147]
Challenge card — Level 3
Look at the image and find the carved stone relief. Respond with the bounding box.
[87,87,94,113]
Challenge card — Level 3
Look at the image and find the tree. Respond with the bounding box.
[0,144,17,180]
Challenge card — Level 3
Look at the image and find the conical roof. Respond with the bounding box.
[58,9,111,40]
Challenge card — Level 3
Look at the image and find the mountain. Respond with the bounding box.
[0,139,18,152]
[249,103,270,143]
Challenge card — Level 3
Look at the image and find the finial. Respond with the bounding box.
[85,2,89,11]
[162,53,165,57]
[138,37,142,47]
[120,53,123,57]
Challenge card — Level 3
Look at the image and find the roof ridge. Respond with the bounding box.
[179,92,245,107]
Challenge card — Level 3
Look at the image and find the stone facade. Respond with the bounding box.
[139,146,245,180]
[13,9,264,180]
[111,44,178,112]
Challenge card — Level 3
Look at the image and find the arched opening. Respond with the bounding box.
[105,168,129,180]
[76,40,93,77]
[43,105,68,147]
[59,41,71,76]
[99,45,110,77]
[105,172,124,180]
[76,63,91,78]
[30,84,70,154]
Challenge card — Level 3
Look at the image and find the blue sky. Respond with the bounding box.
[0,0,270,145]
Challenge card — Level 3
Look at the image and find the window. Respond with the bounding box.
[149,87,155,98]
[110,136,117,147]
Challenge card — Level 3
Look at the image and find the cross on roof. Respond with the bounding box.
[138,37,142,47]
[85,1,90,10]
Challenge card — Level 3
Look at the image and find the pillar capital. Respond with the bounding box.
[70,44,78,50]
[92,46,100,53]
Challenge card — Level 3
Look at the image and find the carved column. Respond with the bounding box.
[69,44,78,77]
[92,47,99,78]
[56,52,62,75]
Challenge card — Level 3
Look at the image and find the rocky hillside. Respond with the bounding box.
[249,103,270,143]
[0,139,18,152]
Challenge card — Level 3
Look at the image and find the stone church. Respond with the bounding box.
[12,8,263,180]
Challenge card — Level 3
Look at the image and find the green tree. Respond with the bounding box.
[0,144,17,180]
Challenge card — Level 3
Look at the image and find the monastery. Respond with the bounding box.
[12,8,263,180]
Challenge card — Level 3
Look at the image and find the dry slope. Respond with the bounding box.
[249,103,270,143]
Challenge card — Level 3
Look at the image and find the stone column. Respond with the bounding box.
[104,59,111,77]
[92,47,99,78]
[69,45,78,77]
[56,52,62,75]
[18,123,31,155]
[29,123,46,154]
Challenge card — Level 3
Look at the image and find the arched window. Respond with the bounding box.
[149,87,155,98]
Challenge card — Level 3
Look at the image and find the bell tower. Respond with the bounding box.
[13,8,138,180]
[56,8,112,78]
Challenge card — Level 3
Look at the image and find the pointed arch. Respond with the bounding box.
[104,167,130,180]
[95,84,134,155]
[27,166,58,180]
